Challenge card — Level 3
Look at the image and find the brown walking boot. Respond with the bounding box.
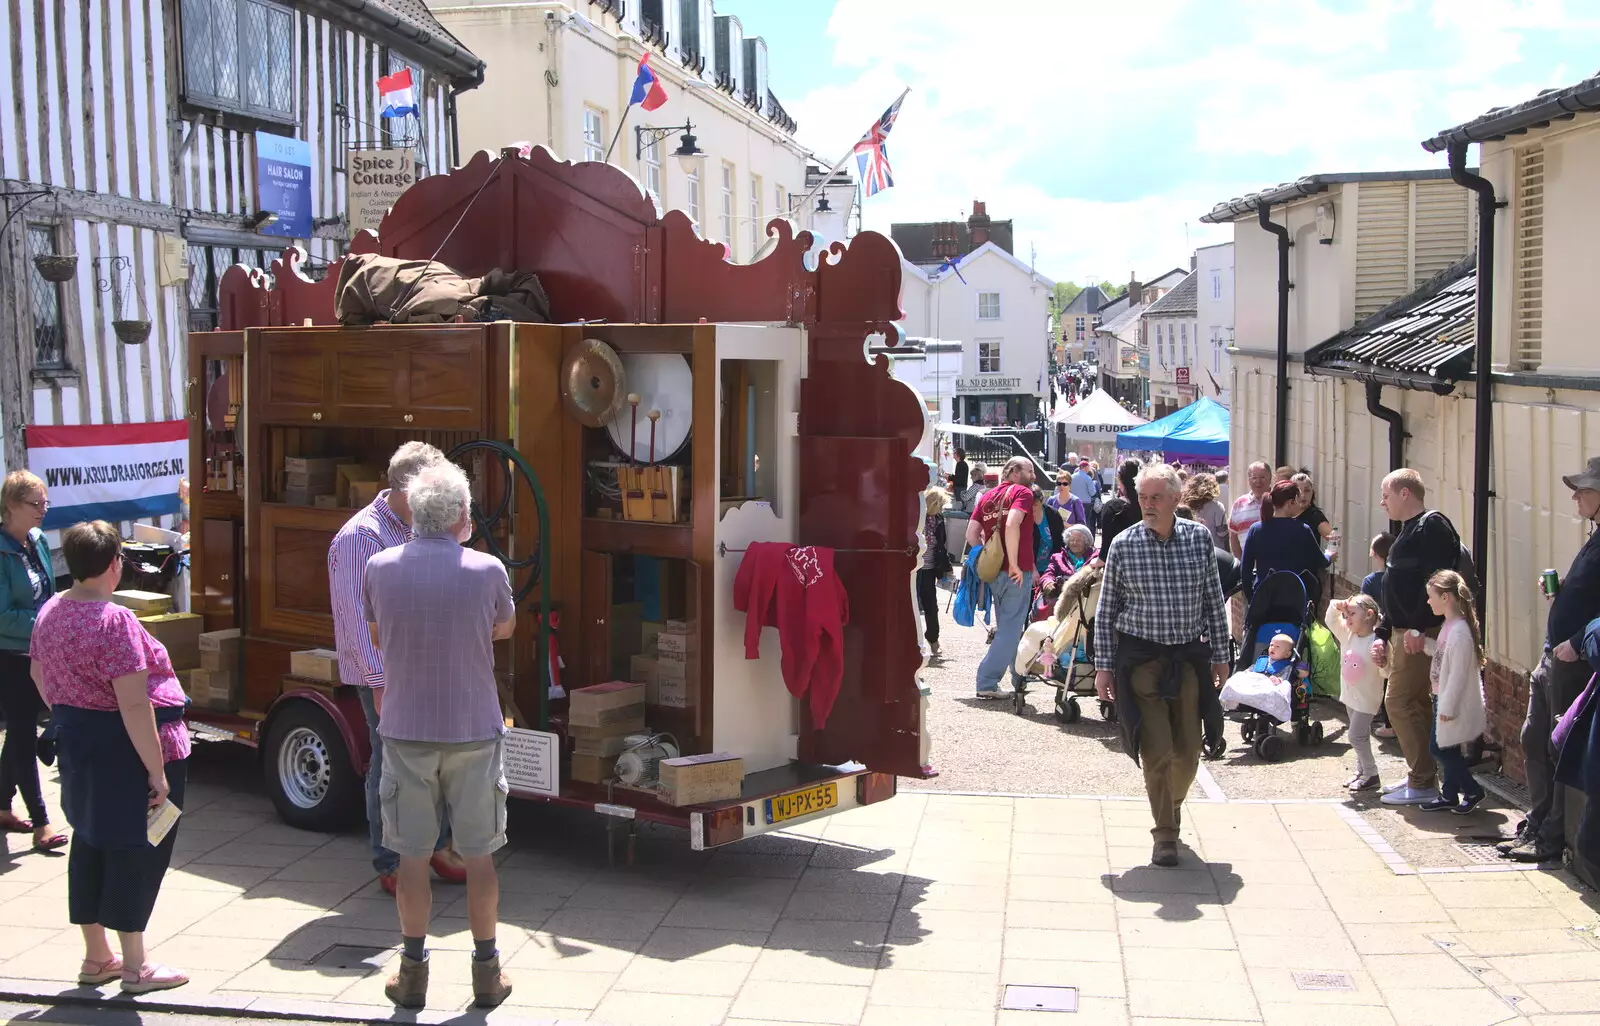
[385,954,428,1009]
[472,954,512,1008]
[1151,841,1179,867]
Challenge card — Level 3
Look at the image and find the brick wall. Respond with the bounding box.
[1331,574,1529,783]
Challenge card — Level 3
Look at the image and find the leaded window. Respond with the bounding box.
[187,243,276,331]
[181,0,295,122]
[27,226,68,371]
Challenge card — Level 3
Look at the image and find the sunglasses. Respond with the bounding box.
[19,498,49,512]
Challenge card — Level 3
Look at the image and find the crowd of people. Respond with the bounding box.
[933,449,1600,871]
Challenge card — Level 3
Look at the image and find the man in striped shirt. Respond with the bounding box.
[328,442,465,894]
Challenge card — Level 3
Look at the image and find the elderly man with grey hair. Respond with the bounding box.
[1094,462,1230,867]
[328,441,465,895]
[364,461,515,1009]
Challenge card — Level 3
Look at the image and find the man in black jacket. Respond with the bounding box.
[1373,469,1463,807]
[1502,457,1600,861]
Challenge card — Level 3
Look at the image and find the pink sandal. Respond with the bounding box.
[121,963,188,995]
[78,956,123,985]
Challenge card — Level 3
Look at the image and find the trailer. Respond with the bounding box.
[183,146,933,850]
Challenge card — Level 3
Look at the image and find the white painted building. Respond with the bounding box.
[1143,270,1198,419]
[434,0,856,258]
[895,243,1054,428]
[1194,241,1234,407]
[0,0,480,486]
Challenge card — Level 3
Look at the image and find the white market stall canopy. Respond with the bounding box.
[1050,388,1147,440]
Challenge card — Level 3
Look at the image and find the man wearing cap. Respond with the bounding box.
[1501,457,1600,862]
[1071,459,1098,529]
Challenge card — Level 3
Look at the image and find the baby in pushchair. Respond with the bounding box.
[1220,570,1326,760]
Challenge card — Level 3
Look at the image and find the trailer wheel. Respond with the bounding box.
[264,702,363,832]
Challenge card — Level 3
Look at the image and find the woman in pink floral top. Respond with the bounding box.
[29,521,189,995]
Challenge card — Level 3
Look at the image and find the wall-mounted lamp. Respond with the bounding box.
[635,121,704,175]
[1315,203,1336,245]
[246,210,279,232]
[815,195,832,213]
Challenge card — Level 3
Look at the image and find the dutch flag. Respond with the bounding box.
[377,67,418,119]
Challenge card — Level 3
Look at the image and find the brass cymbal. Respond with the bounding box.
[560,338,625,428]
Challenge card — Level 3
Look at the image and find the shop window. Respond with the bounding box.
[720,162,735,251]
[978,291,1001,320]
[187,242,277,331]
[583,107,606,162]
[978,340,1000,374]
[748,173,761,256]
[179,0,294,122]
[686,168,701,228]
[27,225,68,372]
[642,134,663,204]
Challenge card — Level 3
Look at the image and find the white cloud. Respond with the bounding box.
[786,0,1597,285]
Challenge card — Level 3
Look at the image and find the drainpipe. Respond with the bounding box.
[1258,202,1291,468]
[1449,142,1499,623]
[1365,381,1406,534]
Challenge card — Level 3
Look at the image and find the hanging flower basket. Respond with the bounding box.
[113,319,151,346]
[33,254,77,282]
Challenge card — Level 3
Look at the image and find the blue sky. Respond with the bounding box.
[717,0,1599,285]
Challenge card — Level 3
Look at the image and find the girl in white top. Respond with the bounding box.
[1326,594,1385,791]
[1423,570,1488,814]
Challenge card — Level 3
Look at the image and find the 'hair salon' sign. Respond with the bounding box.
[955,376,1023,394]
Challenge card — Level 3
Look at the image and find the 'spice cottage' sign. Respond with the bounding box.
[255,131,313,238]
[348,149,417,234]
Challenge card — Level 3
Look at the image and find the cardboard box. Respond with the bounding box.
[569,752,615,784]
[312,494,340,509]
[283,456,347,475]
[572,734,633,758]
[348,480,382,508]
[569,681,645,718]
[569,702,648,730]
[175,668,195,695]
[567,716,646,740]
[338,464,384,506]
[139,612,203,671]
[284,468,337,491]
[289,648,340,682]
[655,661,687,709]
[199,628,240,652]
[656,631,695,664]
[190,667,240,711]
[113,590,173,614]
[659,752,744,806]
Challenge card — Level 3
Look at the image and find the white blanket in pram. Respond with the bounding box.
[1219,670,1294,724]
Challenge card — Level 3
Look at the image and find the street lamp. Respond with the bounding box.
[636,121,704,175]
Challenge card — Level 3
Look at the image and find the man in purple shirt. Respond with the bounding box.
[364,461,515,1010]
[327,442,464,894]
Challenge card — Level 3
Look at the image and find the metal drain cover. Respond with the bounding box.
[1454,842,1508,864]
[309,944,394,970]
[1003,985,1079,1012]
[1292,970,1355,992]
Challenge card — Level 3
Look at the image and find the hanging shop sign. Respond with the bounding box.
[26,421,187,529]
[348,148,417,235]
[1176,366,1190,385]
[254,131,313,239]
[954,375,1024,394]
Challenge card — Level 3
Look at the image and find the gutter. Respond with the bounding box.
[1258,201,1292,468]
[1423,74,1600,152]
[316,0,487,83]
[1366,382,1406,535]
[1448,142,1501,622]
[1303,359,1457,396]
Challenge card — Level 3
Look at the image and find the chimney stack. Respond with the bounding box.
[968,200,992,247]
[1128,273,1142,305]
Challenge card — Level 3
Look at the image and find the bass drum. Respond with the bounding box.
[606,353,693,462]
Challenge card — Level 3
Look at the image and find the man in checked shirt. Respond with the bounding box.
[328,442,466,894]
[1094,462,1230,868]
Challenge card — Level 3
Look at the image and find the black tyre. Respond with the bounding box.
[1257,733,1285,762]
[1311,721,1325,745]
[263,701,364,832]
[1056,696,1081,724]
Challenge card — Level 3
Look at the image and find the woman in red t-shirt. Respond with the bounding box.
[967,458,1039,697]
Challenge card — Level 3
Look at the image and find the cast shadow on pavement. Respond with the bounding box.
[1098,858,1244,922]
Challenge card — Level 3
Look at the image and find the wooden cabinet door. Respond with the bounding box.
[256,337,331,424]
[254,504,345,640]
[199,518,239,633]
[328,332,485,430]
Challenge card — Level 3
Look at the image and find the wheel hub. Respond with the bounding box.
[277,726,332,809]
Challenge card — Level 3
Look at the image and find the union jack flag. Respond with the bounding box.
[853,93,906,198]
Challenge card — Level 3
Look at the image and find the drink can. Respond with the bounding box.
[1542,569,1560,597]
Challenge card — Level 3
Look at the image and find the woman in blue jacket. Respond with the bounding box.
[0,470,62,849]
[1240,479,1330,602]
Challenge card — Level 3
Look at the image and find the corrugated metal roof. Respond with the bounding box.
[1304,258,1476,384]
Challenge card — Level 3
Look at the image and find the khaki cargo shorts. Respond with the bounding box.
[380,737,508,859]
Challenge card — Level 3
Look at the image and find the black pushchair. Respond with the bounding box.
[1229,570,1325,761]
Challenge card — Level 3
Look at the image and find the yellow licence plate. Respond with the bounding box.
[765,782,839,825]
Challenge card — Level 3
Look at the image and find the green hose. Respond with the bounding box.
[446,439,552,731]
